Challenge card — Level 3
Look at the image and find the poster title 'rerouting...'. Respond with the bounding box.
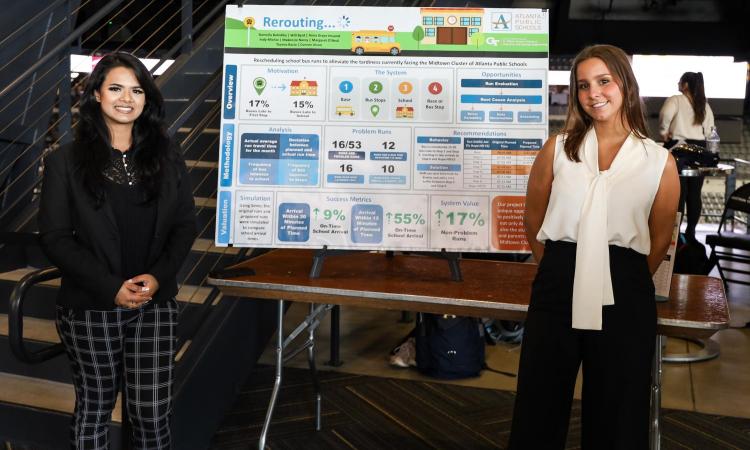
[262,17,327,30]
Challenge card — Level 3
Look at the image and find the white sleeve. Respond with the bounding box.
[703,103,715,138]
[658,96,677,140]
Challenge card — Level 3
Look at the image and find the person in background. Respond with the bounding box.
[509,44,679,449]
[38,52,196,449]
[659,71,715,240]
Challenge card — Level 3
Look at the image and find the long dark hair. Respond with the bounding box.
[563,44,649,162]
[679,71,707,126]
[75,52,172,206]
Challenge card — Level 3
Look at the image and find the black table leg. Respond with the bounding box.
[327,305,342,366]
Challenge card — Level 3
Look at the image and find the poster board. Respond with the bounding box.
[653,212,681,302]
[216,5,549,253]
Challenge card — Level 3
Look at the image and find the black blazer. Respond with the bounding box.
[38,142,197,310]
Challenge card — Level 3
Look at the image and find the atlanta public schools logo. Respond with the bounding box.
[491,13,512,31]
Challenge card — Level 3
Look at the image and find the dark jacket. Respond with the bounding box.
[38,142,197,310]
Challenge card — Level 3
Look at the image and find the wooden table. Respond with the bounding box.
[208,249,729,450]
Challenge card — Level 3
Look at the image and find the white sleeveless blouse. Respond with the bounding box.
[537,129,668,330]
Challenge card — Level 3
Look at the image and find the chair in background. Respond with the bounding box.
[705,183,750,288]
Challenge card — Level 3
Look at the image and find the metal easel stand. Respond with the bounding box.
[650,335,664,450]
[259,301,334,450]
[310,247,463,366]
[309,246,355,367]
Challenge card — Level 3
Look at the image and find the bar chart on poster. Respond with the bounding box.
[217,4,548,253]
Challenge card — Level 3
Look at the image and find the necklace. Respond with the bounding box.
[120,152,134,186]
[105,147,137,186]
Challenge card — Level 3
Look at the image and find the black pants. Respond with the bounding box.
[509,241,656,450]
[666,139,706,239]
[56,299,178,450]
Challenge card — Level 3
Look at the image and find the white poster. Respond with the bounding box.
[217,5,549,252]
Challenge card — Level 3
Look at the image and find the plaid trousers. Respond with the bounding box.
[56,299,178,450]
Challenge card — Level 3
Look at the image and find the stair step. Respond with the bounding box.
[178,127,219,134]
[176,284,214,305]
[192,238,239,255]
[165,98,218,103]
[186,160,218,169]
[0,372,122,422]
[194,196,216,208]
[0,314,59,344]
[0,268,60,287]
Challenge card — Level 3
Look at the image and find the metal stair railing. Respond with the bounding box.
[0,0,221,233]
[0,0,125,102]
[150,0,234,75]
[8,266,64,364]
[168,70,222,137]
[0,0,72,57]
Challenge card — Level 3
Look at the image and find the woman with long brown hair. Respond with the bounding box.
[659,71,715,240]
[509,45,679,449]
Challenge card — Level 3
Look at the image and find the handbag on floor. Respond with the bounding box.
[415,313,485,379]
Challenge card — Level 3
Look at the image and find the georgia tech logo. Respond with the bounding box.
[491,13,512,31]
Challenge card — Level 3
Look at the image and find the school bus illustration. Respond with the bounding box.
[351,30,400,56]
[395,106,414,118]
[335,105,354,116]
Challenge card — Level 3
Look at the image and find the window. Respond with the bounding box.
[460,17,470,26]
[472,17,481,26]
[423,17,433,25]
[469,28,479,36]
[425,28,435,37]
[435,17,444,25]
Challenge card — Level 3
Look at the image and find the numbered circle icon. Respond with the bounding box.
[428,82,443,95]
[369,81,383,94]
[398,82,413,95]
[339,80,354,94]
[243,17,255,28]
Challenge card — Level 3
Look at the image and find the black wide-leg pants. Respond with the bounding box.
[509,241,656,450]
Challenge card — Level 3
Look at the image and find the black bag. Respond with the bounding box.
[674,233,713,275]
[671,143,719,170]
[415,314,485,379]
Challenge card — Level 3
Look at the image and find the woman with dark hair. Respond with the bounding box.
[509,45,679,449]
[659,71,715,239]
[38,52,196,449]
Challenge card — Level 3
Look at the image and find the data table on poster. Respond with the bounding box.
[217,4,549,253]
[463,138,539,192]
